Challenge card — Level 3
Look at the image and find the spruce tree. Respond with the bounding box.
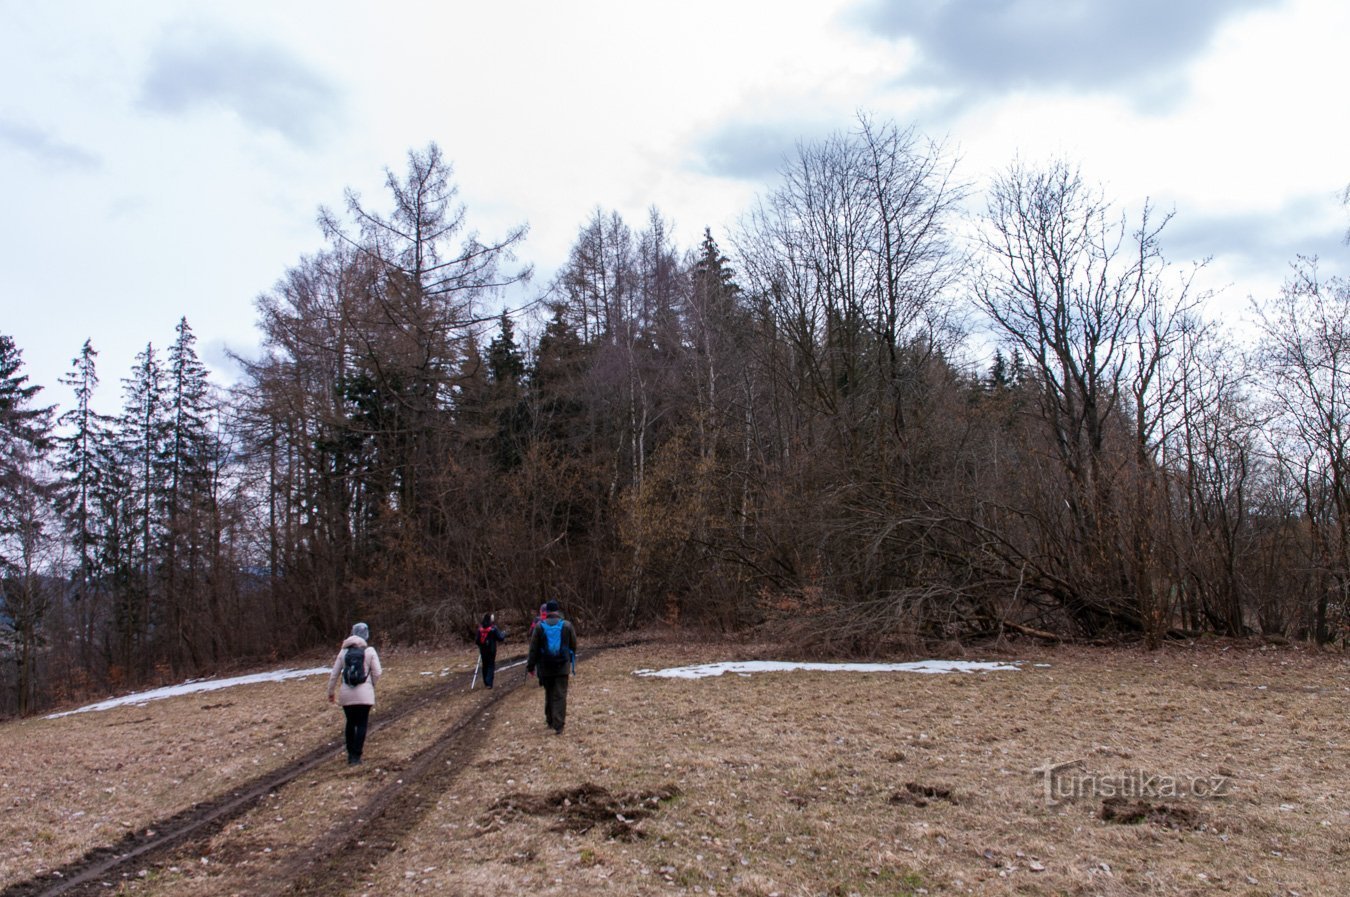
[55,340,112,669]
[0,334,55,714]
[163,319,215,667]
[114,343,169,670]
[486,313,528,469]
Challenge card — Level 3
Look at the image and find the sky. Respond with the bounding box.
[3,0,1347,415]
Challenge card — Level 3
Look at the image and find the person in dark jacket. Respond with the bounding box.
[526,600,577,734]
[476,612,507,688]
[527,602,547,638]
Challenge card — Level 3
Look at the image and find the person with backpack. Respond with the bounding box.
[327,622,383,765]
[526,600,577,734]
[527,602,547,638]
[475,612,507,688]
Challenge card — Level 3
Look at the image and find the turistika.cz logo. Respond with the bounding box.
[1034,759,1233,806]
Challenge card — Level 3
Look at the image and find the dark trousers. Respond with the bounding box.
[479,647,497,687]
[343,704,372,759]
[540,674,569,731]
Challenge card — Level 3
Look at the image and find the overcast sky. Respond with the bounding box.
[3,0,1346,414]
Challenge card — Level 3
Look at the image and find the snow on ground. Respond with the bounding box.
[46,657,527,718]
[45,667,331,718]
[634,660,1024,679]
[42,657,1024,718]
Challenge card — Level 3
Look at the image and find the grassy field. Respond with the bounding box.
[4,638,1347,896]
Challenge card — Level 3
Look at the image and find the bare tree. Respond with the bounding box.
[738,117,964,467]
[733,116,967,644]
[1253,259,1350,643]
[1165,327,1260,635]
[973,160,1197,638]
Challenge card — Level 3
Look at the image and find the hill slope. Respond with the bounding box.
[4,639,1347,896]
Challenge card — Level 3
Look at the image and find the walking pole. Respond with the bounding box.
[471,653,481,689]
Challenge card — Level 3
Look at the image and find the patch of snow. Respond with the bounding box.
[45,667,330,718]
[633,660,1023,679]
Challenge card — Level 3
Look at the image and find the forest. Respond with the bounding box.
[2,119,1347,716]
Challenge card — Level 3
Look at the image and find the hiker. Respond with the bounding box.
[476,612,507,688]
[327,621,383,765]
[526,600,577,734]
[527,602,547,638]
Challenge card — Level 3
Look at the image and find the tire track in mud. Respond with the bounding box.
[3,653,534,897]
[278,664,529,896]
[273,643,632,896]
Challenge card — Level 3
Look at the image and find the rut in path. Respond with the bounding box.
[279,670,521,896]
[2,653,537,897]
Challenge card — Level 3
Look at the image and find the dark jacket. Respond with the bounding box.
[477,624,506,660]
[526,613,577,678]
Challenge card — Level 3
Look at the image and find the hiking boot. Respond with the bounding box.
[348,755,363,766]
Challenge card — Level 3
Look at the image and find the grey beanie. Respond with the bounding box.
[351,622,370,640]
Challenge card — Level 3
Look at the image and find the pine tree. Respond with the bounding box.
[162,319,215,667]
[0,334,56,714]
[114,343,169,671]
[685,228,748,459]
[989,350,1009,391]
[487,312,526,384]
[0,334,52,459]
[486,313,528,469]
[55,340,112,670]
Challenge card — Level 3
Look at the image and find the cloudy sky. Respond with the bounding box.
[3,0,1346,412]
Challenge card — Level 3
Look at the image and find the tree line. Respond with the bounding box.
[2,122,1346,715]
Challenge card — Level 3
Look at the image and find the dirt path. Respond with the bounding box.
[7,640,1347,897]
[3,654,535,897]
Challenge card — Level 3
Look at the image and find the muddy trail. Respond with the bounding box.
[4,650,555,897]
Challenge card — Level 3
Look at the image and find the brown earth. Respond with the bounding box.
[3,637,1347,896]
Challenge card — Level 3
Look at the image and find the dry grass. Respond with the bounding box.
[0,645,476,888]
[353,640,1348,897]
[5,638,1348,896]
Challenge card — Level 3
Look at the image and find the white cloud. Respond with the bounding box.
[848,0,1282,98]
[1,0,1346,415]
[139,22,344,147]
[0,121,100,169]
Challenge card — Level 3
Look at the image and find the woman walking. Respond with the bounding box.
[476,613,507,688]
[327,622,383,765]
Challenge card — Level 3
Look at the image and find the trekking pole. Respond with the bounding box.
[471,654,481,689]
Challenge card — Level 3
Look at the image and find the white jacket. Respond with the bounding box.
[327,636,382,706]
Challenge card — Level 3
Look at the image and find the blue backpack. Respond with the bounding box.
[540,618,574,670]
[541,618,565,657]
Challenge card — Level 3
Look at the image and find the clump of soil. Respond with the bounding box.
[483,782,681,840]
[889,782,956,807]
[1100,796,1204,830]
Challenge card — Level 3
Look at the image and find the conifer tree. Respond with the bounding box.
[55,340,112,670]
[113,343,169,670]
[486,312,528,469]
[163,318,215,667]
[0,334,56,714]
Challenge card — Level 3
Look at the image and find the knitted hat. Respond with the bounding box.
[351,622,370,640]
